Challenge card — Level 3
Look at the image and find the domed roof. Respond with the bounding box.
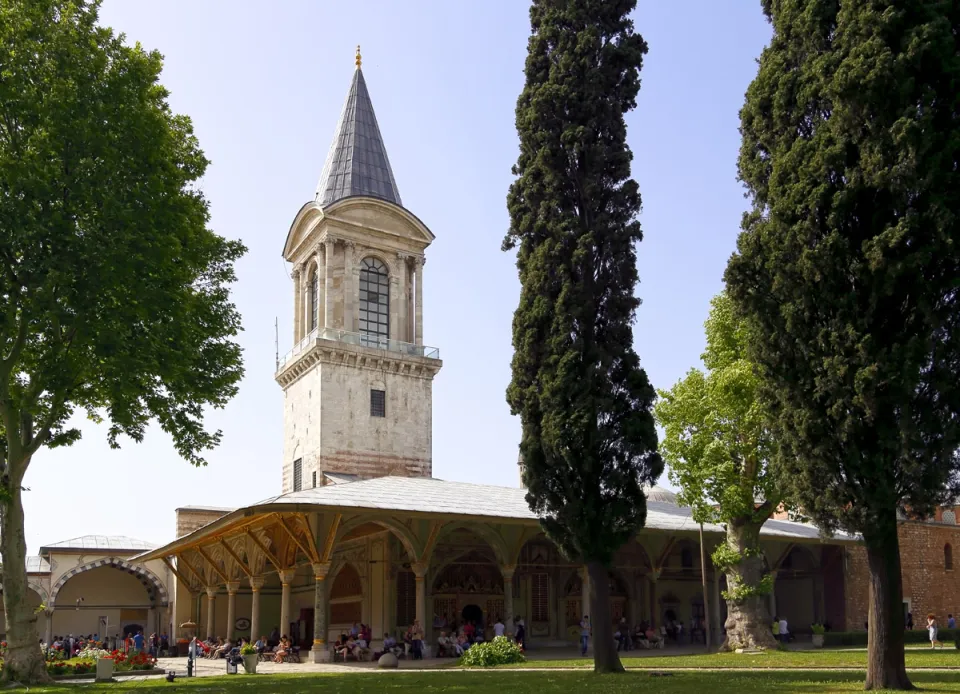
[645,485,678,504]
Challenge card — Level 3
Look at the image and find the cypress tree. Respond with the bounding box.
[504,0,661,673]
[726,1,960,689]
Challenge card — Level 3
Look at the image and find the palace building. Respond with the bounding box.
[4,55,958,657]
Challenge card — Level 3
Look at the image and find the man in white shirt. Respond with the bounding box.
[778,617,789,644]
[494,617,505,638]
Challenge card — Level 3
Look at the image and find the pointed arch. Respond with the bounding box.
[50,557,168,608]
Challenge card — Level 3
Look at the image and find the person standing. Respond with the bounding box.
[514,616,526,650]
[579,615,591,656]
[778,616,789,645]
[494,617,505,638]
[907,612,914,630]
[928,614,943,649]
[948,614,956,630]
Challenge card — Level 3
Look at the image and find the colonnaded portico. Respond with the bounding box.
[133,476,856,660]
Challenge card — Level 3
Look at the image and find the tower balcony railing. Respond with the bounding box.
[278,327,440,370]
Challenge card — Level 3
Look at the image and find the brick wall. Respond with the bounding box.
[845,520,960,630]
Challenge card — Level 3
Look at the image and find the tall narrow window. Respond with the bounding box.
[370,389,386,417]
[359,257,389,345]
[946,543,953,570]
[531,573,549,623]
[312,471,317,488]
[309,270,319,332]
[293,458,302,492]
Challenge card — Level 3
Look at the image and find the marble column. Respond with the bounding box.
[292,266,302,342]
[324,239,335,330]
[249,576,265,643]
[279,569,296,638]
[649,571,660,627]
[712,572,723,645]
[205,587,217,639]
[225,581,239,640]
[502,564,516,635]
[413,562,428,656]
[311,562,332,662]
[414,257,423,346]
[148,607,157,638]
[44,609,53,646]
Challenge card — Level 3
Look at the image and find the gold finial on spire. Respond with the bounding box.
[355,45,362,69]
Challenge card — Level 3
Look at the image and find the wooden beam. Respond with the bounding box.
[419,520,444,562]
[321,513,342,562]
[177,552,208,586]
[162,556,198,592]
[196,546,229,584]
[772,543,796,572]
[297,514,322,563]
[218,539,253,578]
[246,530,284,572]
[275,514,316,565]
[655,536,677,570]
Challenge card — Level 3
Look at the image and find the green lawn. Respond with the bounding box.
[514,646,960,669]
[14,671,960,693]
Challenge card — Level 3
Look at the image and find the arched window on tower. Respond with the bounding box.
[359,257,389,345]
[308,268,319,332]
[946,544,954,570]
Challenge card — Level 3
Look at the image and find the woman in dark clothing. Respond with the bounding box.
[514,615,525,650]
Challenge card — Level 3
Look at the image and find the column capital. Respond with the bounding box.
[225,581,241,595]
[324,235,340,248]
[292,264,302,278]
[205,586,218,599]
[650,568,661,582]
[500,564,517,580]
[249,576,266,591]
[312,562,332,580]
[411,561,428,579]
[278,569,297,585]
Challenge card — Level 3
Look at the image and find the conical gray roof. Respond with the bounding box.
[315,68,402,207]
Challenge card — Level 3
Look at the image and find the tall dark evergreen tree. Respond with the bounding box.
[504,0,661,674]
[727,1,960,689]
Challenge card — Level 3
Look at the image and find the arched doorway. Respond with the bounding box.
[773,546,820,631]
[328,563,363,645]
[461,603,483,626]
[50,559,167,644]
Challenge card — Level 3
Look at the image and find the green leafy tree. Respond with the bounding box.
[726,1,960,689]
[655,293,780,651]
[504,0,661,674]
[0,1,245,682]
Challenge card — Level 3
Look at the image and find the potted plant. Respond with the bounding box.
[811,623,826,648]
[240,643,258,674]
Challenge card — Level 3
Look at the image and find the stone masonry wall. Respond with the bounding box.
[281,356,434,492]
[176,508,232,538]
[845,520,960,630]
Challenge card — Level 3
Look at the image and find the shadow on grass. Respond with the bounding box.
[33,670,960,693]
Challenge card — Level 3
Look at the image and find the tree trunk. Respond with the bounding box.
[863,509,913,691]
[586,560,623,674]
[0,479,50,684]
[721,521,779,651]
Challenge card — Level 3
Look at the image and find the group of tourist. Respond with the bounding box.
[46,631,168,657]
[333,623,374,661]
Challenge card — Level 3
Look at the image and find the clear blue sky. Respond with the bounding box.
[24,1,771,554]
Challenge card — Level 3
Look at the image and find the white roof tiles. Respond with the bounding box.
[252,476,854,543]
[40,535,158,552]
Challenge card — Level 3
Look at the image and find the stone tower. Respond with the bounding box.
[276,52,442,493]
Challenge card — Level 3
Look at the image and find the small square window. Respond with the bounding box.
[371,389,386,417]
[293,458,302,492]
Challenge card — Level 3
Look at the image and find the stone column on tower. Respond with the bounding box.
[311,562,332,662]
[414,257,424,346]
[397,254,408,342]
[205,586,217,639]
[344,241,357,332]
[225,581,240,639]
[324,238,335,330]
[292,266,302,342]
[249,576,265,643]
